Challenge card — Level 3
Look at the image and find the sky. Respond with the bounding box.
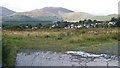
[0,0,120,15]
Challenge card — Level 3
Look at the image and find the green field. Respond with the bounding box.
[2,28,119,66]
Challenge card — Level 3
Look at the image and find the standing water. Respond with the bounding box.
[16,51,119,66]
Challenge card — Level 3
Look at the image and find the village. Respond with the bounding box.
[51,20,116,29]
[28,17,119,29]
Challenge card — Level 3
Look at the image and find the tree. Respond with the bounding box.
[93,20,97,24]
[115,17,120,27]
[26,24,32,28]
[86,19,92,24]
[111,17,117,22]
[36,23,42,28]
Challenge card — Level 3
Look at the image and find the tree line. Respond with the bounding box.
[2,17,120,30]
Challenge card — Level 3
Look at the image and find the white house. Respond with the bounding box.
[32,27,38,29]
[77,25,82,28]
[25,26,29,28]
[51,24,56,27]
[108,22,116,25]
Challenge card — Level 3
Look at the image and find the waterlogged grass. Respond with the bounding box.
[2,28,119,66]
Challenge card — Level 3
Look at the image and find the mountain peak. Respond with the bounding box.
[40,7,74,13]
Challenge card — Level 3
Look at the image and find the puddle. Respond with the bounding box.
[16,51,119,66]
[66,51,118,59]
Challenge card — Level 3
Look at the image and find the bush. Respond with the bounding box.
[57,37,62,40]
[44,35,50,38]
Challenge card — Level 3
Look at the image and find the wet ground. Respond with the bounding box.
[16,51,119,66]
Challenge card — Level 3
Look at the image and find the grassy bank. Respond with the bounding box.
[2,28,119,66]
[0,29,2,64]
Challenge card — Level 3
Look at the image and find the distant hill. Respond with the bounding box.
[40,7,74,14]
[12,7,95,21]
[13,7,74,17]
[91,14,118,21]
[1,7,118,25]
[62,12,95,21]
[13,7,117,21]
[0,6,15,16]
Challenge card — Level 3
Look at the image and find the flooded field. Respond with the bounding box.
[16,51,119,66]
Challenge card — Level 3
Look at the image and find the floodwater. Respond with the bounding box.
[16,51,119,66]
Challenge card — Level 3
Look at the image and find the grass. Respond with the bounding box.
[0,42,1,64]
[2,28,119,66]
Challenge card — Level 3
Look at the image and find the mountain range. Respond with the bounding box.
[1,6,118,23]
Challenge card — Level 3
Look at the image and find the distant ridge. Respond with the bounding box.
[1,6,118,22]
[0,6,15,16]
[12,7,74,17]
[12,7,95,21]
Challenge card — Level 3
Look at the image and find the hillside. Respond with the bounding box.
[0,6,15,16]
[91,14,118,21]
[2,15,57,25]
[61,12,95,21]
[2,15,38,21]
[13,7,74,17]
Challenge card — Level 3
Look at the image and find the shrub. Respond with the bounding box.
[44,35,50,38]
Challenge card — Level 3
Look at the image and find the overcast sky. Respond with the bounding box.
[1,0,120,15]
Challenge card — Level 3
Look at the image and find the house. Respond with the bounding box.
[51,24,56,28]
[51,23,59,28]
[32,27,38,29]
[25,26,29,28]
[70,24,74,28]
[86,25,90,28]
[108,22,116,25]
[76,25,82,28]
[64,27,68,29]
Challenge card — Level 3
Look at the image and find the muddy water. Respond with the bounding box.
[16,51,119,66]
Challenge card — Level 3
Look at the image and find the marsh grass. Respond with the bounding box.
[2,28,119,66]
